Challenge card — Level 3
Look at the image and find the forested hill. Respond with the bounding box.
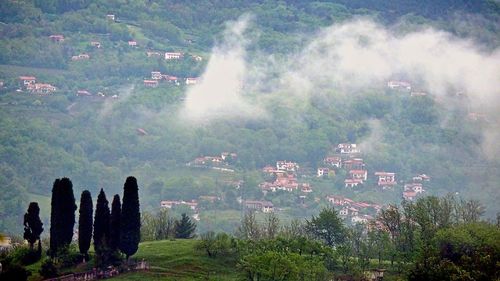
[0,0,499,234]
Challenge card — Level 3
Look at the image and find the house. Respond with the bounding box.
[351,215,369,224]
[262,165,276,174]
[324,156,342,168]
[276,161,299,172]
[76,90,92,97]
[151,71,162,80]
[317,167,330,177]
[192,55,203,61]
[165,52,183,60]
[244,200,274,213]
[49,35,65,42]
[374,172,396,188]
[326,195,354,206]
[90,41,101,48]
[342,158,365,170]
[412,174,431,182]
[344,178,363,188]
[106,14,115,21]
[402,190,417,201]
[27,83,56,94]
[387,80,411,90]
[340,207,359,217]
[185,77,198,85]
[143,80,159,88]
[136,128,148,136]
[404,183,424,193]
[19,76,36,87]
[337,143,360,154]
[160,200,198,211]
[163,75,179,83]
[349,170,367,181]
[301,183,312,193]
[146,51,162,57]
[128,41,137,46]
[410,91,427,97]
[71,53,90,61]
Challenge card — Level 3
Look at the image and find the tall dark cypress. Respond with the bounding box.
[49,178,77,258]
[93,189,110,251]
[49,179,62,257]
[109,194,121,252]
[59,178,77,246]
[23,202,44,250]
[120,176,141,259]
[78,190,93,259]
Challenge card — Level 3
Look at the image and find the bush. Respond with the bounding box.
[196,232,233,258]
[0,258,31,281]
[8,247,41,265]
[39,259,58,279]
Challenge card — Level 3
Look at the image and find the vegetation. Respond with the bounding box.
[93,188,111,268]
[120,176,141,259]
[174,213,197,239]
[77,190,93,260]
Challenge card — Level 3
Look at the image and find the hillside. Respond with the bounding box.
[1,0,500,235]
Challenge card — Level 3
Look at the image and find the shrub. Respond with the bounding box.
[39,259,58,279]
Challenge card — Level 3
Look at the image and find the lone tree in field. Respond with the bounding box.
[94,189,111,267]
[49,178,77,257]
[78,190,93,260]
[23,202,44,250]
[120,176,141,260]
[109,194,121,252]
[175,213,197,239]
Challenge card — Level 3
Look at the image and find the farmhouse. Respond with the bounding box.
[244,200,274,213]
[324,156,342,168]
[185,77,198,85]
[374,172,396,188]
[165,52,183,60]
[337,143,360,154]
[349,170,367,181]
[317,167,330,177]
[326,195,354,206]
[146,51,162,57]
[19,76,36,87]
[160,200,198,211]
[151,71,162,80]
[90,41,101,48]
[387,80,411,90]
[71,53,90,61]
[344,178,363,188]
[276,160,299,172]
[27,83,56,94]
[49,35,65,42]
[128,41,137,46]
[342,158,365,170]
[143,80,159,88]
[76,90,92,96]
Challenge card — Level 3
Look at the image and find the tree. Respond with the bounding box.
[78,190,93,260]
[175,213,196,239]
[120,176,141,259]
[237,210,261,240]
[109,194,121,252]
[49,178,77,258]
[93,188,110,267]
[306,207,346,247]
[23,202,43,250]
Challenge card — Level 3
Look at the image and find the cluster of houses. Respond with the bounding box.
[260,161,312,193]
[144,71,199,88]
[402,174,430,201]
[18,76,57,95]
[327,195,382,225]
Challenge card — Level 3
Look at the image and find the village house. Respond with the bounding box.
[192,55,203,61]
[412,174,431,182]
[90,41,101,48]
[49,34,65,42]
[262,165,276,174]
[324,156,342,168]
[244,200,274,213]
[165,52,183,60]
[317,167,330,177]
[71,53,90,61]
[404,183,424,194]
[128,40,137,46]
[143,80,159,88]
[387,80,411,90]
[301,183,312,193]
[351,215,372,224]
[276,160,299,172]
[146,51,162,57]
[339,206,359,217]
[185,77,198,85]
[221,152,237,161]
[337,143,360,154]
[342,158,365,170]
[106,14,115,21]
[151,71,162,80]
[349,170,367,181]
[402,190,417,201]
[164,75,179,84]
[374,172,396,188]
[160,200,198,211]
[326,195,354,206]
[27,83,56,94]
[19,76,36,87]
[76,90,92,97]
[344,178,363,188]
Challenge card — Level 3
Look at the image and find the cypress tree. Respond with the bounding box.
[120,176,141,260]
[109,194,121,252]
[175,213,197,239]
[23,202,44,250]
[49,178,77,257]
[49,179,62,257]
[94,189,110,267]
[78,190,93,260]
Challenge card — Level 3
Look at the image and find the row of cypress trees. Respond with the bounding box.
[49,176,140,265]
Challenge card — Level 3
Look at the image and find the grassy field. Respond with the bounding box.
[111,239,240,281]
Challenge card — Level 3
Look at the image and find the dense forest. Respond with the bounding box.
[0,0,499,237]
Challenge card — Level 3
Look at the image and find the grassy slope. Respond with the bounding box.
[111,239,240,281]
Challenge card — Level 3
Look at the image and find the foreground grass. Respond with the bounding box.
[111,239,240,281]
